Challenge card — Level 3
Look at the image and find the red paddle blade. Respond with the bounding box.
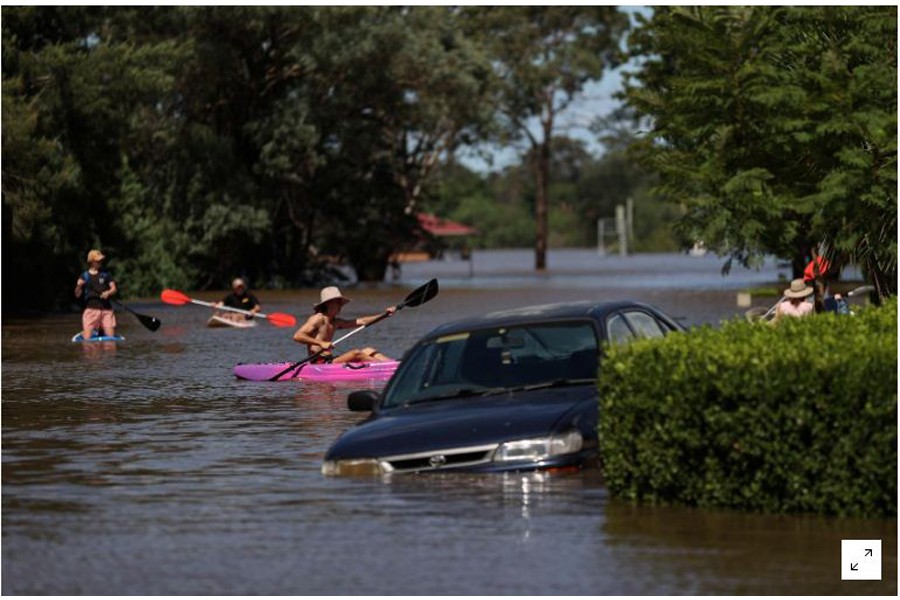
[266,312,297,327]
[160,289,192,305]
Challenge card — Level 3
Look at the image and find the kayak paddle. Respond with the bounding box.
[160,289,297,327]
[268,278,439,382]
[112,299,161,331]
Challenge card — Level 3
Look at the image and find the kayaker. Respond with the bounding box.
[293,286,395,363]
[74,249,117,340]
[215,278,261,322]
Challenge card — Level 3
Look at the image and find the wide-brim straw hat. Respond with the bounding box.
[314,286,350,310]
[784,278,813,299]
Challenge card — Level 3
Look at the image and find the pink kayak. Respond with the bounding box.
[234,360,400,382]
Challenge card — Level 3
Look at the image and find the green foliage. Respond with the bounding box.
[454,191,534,248]
[1,6,497,308]
[2,6,188,308]
[461,6,630,268]
[598,299,898,517]
[623,6,897,293]
[429,140,680,251]
[0,5,716,310]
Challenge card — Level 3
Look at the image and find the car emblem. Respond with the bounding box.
[428,455,447,468]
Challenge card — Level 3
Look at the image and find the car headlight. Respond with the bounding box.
[321,458,386,477]
[493,430,583,462]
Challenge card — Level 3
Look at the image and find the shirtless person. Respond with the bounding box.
[292,286,395,363]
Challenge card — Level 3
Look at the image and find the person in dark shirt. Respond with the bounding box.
[215,278,261,322]
[74,249,117,339]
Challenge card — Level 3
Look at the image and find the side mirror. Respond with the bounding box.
[347,389,379,412]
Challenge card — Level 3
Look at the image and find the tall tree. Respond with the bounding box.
[251,7,491,281]
[1,6,521,309]
[2,7,189,307]
[462,7,629,269]
[622,6,896,295]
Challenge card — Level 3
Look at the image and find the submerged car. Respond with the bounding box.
[322,300,685,476]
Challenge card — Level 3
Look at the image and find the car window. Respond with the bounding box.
[606,313,635,345]
[386,336,466,402]
[382,321,599,408]
[623,310,667,338]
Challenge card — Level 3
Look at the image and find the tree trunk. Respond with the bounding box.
[790,242,814,281]
[533,138,551,272]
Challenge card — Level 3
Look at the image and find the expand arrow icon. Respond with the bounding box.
[851,563,859,571]
[865,549,873,557]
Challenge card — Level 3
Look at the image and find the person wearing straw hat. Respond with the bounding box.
[214,278,261,322]
[773,278,814,322]
[292,286,395,364]
[74,249,118,339]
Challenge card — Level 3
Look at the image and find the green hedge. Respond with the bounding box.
[597,299,897,518]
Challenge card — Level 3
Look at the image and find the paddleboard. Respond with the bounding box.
[234,360,400,382]
[72,331,126,343]
[207,314,258,328]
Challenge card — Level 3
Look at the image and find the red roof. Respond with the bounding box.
[417,213,477,237]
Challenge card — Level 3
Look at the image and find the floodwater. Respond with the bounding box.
[2,250,894,595]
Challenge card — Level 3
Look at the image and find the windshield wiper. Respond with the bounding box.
[467,379,595,397]
[402,378,594,406]
[508,378,596,393]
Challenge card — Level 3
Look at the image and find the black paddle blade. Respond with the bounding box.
[113,299,161,332]
[401,278,439,308]
[138,314,162,331]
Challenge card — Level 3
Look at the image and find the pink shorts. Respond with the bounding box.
[82,308,117,334]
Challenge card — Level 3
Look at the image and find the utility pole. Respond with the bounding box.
[626,197,634,252]
[597,219,606,256]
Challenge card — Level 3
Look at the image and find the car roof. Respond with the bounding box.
[424,300,658,338]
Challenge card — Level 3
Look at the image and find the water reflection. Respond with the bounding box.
[79,342,118,357]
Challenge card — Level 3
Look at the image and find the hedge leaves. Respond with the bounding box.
[598,299,897,517]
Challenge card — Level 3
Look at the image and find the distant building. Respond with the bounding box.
[391,213,478,263]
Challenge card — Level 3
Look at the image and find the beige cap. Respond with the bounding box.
[87,249,105,263]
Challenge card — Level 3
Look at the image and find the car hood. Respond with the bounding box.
[325,385,597,460]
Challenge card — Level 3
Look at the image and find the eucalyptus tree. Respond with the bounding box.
[623,6,896,295]
[261,6,495,281]
[2,6,190,307]
[170,6,313,288]
[460,6,630,270]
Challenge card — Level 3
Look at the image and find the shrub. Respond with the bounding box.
[598,298,897,517]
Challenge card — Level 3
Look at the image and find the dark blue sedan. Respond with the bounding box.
[322,300,685,476]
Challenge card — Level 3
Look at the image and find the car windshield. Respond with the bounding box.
[381,320,599,408]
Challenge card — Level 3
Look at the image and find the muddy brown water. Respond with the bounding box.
[3,250,894,594]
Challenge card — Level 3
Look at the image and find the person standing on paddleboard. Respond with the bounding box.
[293,286,395,363]
[74,249,118,340]
[215,278,261,322]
